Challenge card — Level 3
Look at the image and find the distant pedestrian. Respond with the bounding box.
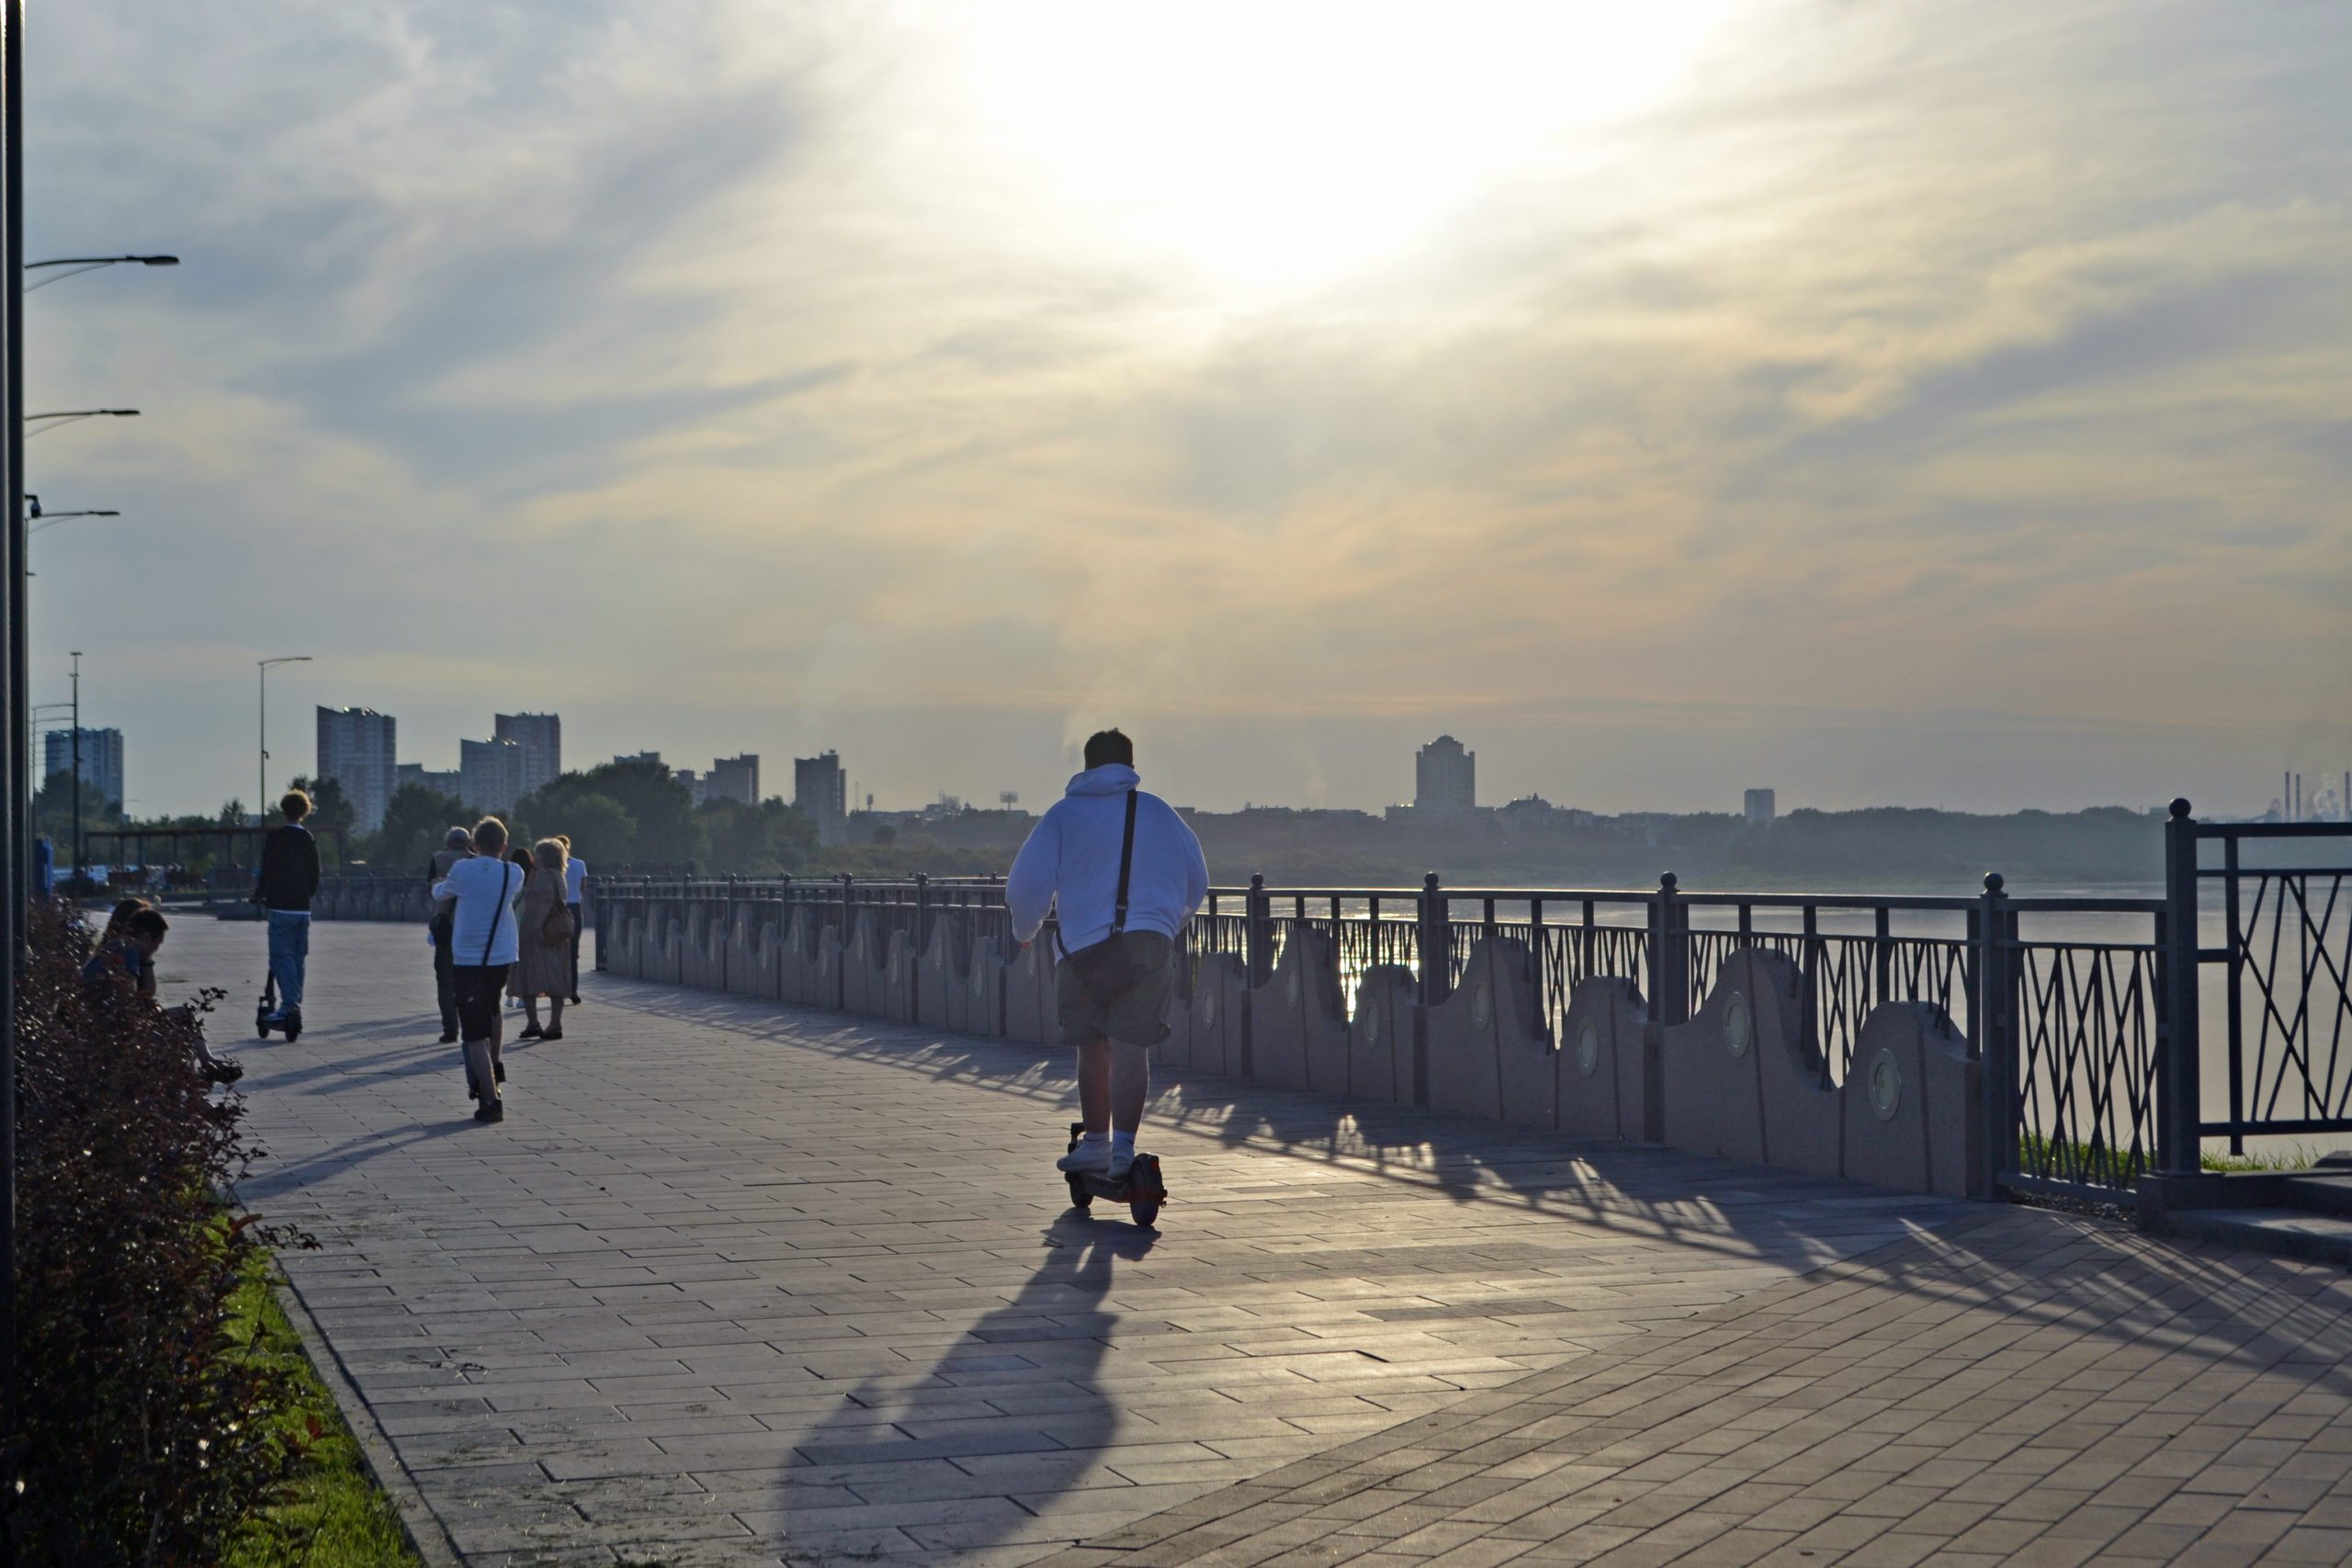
[514,839,574,1041]
[253,789,322,1033]
[426,826,474,1044]
[1007,728,1208,1181]
[559,834,586,1004]
[432,817,527,1122]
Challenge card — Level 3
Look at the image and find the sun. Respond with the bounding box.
[951,1,1728,292]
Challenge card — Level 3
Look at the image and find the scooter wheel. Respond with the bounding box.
[1066,1176,1092,1211]
[255,1014,271,1040]
[284,1018,302,1043]
[1129,1202,1159,1228]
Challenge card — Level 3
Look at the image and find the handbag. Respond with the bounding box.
[540,895,576,950]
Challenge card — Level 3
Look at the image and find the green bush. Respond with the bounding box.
[3,900,317,1564]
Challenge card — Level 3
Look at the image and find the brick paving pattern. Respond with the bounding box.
[165,921,2350,1565]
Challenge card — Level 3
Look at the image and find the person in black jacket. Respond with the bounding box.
[254,789,323,1031]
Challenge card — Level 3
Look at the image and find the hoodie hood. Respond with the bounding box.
[1065,763,1140,796]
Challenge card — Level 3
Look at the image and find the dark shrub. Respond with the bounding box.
[3,899,315,1565]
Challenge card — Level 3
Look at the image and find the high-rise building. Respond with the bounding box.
[493,712,562,799]
[673,768,707,807]
[317,706,398,831]
[707,753,760,807]
[1745,789,1777,826]
[460,736,527,817]
[795,750,847,846]
[394,761,465,801]
[1414,735,1476,813]
[43,727,125,814]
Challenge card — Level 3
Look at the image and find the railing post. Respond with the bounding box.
[912,873,930,1023]
[1419,872,1449,1009]
[836,874,853,1011]
[1973,872,2014,1200]
[1652,873,1690,1026]
[1245,873,1272,987]
[2159,798,2202,1176]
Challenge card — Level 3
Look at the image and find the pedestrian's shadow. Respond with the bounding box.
[774,1218,1157,1562]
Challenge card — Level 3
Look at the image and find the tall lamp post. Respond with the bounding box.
[258,656,311,821]
[67,651,80,872]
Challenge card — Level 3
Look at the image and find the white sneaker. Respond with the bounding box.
[1106,1144,1135,1181]
[1057,1141,1111,1175]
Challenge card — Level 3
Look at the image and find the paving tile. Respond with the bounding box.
[194,921,2352,1567]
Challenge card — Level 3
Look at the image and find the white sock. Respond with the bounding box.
[1110,1130,1136,1155]
[1080,1131,1109,1145]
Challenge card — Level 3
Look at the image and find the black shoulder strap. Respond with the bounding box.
[481,863,512,966]
[1111,788,1140,935]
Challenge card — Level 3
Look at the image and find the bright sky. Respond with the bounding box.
[27,0,2351,819]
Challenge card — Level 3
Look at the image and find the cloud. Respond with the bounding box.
[24,0,2352,818]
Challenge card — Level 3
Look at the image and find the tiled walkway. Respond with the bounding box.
[168,921,2349,1566]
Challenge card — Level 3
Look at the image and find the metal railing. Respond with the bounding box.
[373,804,2349,1210]
[2174,803,2352,1159]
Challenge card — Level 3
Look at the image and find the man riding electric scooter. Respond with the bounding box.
[1006,728,1209,1182]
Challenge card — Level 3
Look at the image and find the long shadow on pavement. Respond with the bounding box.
[766,1220,1159,1562]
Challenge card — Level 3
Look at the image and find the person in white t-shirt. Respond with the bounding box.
[432,817,528,1123]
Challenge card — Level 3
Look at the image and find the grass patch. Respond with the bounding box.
[2202,1143,2330,1172]
[224,1251,424,1568]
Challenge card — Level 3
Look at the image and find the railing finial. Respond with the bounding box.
[1982,871,2005,894]
[1658,871,1678,893]
[2169,797,2192,819]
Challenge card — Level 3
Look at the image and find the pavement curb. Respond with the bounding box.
[272,1270,469,1568]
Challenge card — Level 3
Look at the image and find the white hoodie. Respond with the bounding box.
[1007,764,1209,953]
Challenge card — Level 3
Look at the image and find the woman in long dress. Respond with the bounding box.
[515,838,573,1040]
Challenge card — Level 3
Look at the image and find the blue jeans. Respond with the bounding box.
[267,910,311,1012]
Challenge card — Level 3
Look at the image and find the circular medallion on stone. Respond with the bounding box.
[1869,1049,1904,1122]
[1724,993,1752,1058]
[1577,1020,1601,1077]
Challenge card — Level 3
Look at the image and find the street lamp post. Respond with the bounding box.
[259,656,311,822]
[69,652,81,872]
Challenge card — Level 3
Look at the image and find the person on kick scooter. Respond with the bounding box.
[1007,728,1209,1181]
[253,788,322,1036]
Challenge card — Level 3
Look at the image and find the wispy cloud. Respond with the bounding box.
[26,0,2350,817]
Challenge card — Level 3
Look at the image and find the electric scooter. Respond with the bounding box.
[1062,1122,1167,1228]
[254,972,302,1042]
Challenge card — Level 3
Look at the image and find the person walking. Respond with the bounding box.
[433,817,526,1122]
[515,839,574,1041]
[427,826,474,1044]
[560,835,587,1004]
[253,788,322,1033]
[1006,728,1209,1181]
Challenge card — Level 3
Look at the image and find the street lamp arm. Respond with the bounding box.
[25,254,179,292]
[23,409,140,437]
[28,511,121,533]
